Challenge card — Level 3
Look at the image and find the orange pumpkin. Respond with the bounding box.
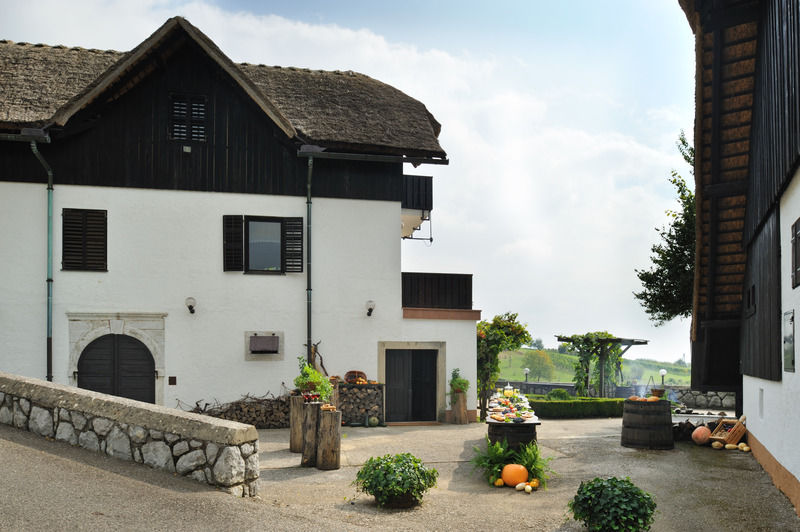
[528,478,540,489]
[628,395,639,401]
[646,396,660,402]
[692,426,712,445]
[501,464,529,487]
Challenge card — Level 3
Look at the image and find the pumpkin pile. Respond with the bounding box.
[496,464,541,494]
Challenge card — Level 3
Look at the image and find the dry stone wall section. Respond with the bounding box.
[0,372,259,497]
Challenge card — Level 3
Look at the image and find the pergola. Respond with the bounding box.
[555,336,649,397]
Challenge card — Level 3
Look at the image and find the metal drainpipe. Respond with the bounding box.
[30,140,55,382]
[306,156,313,365]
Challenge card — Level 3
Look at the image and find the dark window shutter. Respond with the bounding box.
[223,215,244,271]
[282,217,304,273]
[62,209,107,271]
[793,219,800,288]
[171,94,206,142]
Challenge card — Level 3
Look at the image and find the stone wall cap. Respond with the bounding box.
[0,372,257,445]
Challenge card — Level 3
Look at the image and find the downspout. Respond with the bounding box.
[0,130,53,381]
[306,156,313,365]
[30,141,55,382]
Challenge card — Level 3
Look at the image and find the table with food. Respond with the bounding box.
[485,385,541,447]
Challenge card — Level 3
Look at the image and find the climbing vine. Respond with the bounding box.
[561,332,622,397]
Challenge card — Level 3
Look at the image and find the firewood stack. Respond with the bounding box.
[192,394,290,428]
[338,383,384,425]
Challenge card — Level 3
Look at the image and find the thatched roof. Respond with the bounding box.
[0,17,445,158]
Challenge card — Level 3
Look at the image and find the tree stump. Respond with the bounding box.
[289,395,304,453]
[452,392,468,424]
[316,410,342,470]
[301,402,321,466]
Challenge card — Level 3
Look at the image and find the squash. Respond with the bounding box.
[515,482,526,491]
[628,395,639,401]
[692,426,712,445]
[501,464,529,487]
[493,477,505,487]
[524,484,533,493]
[529,478,540,490]
[740,445,751,452]
[725,443,738,450]
[711,441,724,449]
[646,396,660,402]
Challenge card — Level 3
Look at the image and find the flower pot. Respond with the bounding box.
[382,492,419,508]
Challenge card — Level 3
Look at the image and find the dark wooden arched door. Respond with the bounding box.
[78,334,155,403]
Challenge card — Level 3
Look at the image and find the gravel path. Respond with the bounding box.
[2,419,799,531]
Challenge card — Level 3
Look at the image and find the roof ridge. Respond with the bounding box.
[0,39,122,55]
[239,62,367,78]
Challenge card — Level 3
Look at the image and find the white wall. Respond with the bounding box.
[744,165,800,482]
[0,181,477,411]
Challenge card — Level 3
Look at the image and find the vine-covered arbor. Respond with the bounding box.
[556,334,648,397]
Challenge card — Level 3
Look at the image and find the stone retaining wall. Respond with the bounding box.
[0,372,259,497]
[670,386,736,410]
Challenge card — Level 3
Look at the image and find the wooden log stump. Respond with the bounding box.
[452,392,468,424]
[316,410,342,470]
[301,402,321,467]
[289,395,304,453]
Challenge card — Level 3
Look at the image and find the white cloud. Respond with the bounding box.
[0,0,693,361]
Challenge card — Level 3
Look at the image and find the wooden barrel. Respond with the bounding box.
[488,422,537,450]
[621,400,673,450]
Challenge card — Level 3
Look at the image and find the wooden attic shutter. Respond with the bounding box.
[223,215,244,271]
[282,218,304,273]
[62,209,107,271]
[793,218,800,288]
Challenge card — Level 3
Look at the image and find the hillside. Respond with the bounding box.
[498,348,691,386]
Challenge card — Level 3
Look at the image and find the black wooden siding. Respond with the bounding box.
[745,0,800,244]
[0,33,403,202]
[741,210,783,380]
[401,272,472,310]
[402,175,433,211]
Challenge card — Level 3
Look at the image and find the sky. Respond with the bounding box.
[0,1,697,363]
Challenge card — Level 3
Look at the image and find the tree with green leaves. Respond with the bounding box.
[524,349,555,382]
[634,131,695,325]
[477,313,531,420]
[530,338,544,350]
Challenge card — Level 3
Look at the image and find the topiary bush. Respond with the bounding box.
[545,388,571,401]
[568,476,656,532]
[353,453,438,507]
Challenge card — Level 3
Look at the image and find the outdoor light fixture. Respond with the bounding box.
[659,368,667,386]
[185,297,197,314]
[366,300,376,316]
[524,367,530,382]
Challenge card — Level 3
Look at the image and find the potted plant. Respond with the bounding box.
[353,453,438,508]
[293,355,333,404]
[568,476,656,532]
[449,368,470,424]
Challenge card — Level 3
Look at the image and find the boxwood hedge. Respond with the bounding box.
[526,396,624,418]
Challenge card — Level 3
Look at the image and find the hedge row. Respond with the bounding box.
[526,397,624,418]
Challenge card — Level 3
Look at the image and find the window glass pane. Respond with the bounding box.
[248,220,281,271]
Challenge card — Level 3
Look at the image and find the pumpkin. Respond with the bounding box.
[646,396,659,402]
[529,478,540,490]
[501,464,529,487]
[692,426,712,445]
[493,477,505,487]
[628,395,639,401]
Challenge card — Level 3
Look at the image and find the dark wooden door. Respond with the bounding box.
[385,349,437,422]
[78,334,155,403]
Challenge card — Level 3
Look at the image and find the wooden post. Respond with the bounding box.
[289,395,304,453]
[316,410,342,470]
[301,402,321,467]
[452,392,468,424]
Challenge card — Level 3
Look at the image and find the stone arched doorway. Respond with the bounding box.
[77,334,155,403]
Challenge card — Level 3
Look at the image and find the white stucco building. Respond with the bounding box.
[0,17,480,422]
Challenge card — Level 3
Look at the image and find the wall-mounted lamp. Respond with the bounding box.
[185,297,197,314]
[366,300,376,317]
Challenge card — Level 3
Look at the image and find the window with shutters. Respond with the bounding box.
[170,94,207,142]
[62,208,107,271]
[793,217,800,288]
[223,215,303,274]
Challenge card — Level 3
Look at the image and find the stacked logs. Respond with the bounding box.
[191,394,290,428]
[338,383,384,425]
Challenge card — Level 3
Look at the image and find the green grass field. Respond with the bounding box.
[498,348,691,386]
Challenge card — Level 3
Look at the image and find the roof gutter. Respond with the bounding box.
[0,128,54,382]
[297,146,449,166]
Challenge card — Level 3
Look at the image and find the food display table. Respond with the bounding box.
[486,390,540,449]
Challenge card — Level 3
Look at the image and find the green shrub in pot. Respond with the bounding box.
[353,453,438,507]
[568,476,656,532]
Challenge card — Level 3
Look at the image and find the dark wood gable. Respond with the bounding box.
[0,31,404,202]
[689,0,759,391]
